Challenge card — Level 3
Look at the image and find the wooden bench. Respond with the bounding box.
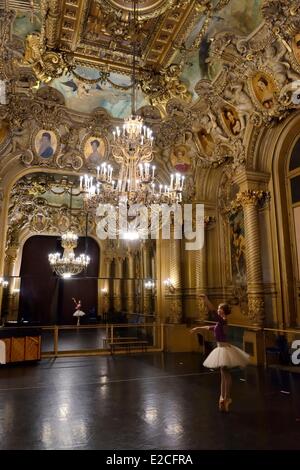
[108,340,148,354]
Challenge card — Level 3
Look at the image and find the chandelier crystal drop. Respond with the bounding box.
[48,231,90,278]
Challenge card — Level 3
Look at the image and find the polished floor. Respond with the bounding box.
[0,352,300,450]
[41,326,151,352]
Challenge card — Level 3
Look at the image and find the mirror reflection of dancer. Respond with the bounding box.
[190,295,249,412]
[72,297,85,326]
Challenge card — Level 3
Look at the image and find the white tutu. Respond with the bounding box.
[203,342,250,369]
[73,310,85,317]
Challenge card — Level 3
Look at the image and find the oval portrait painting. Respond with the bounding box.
[34,130,58,159]
[251,72,278,110]
[83,136,107,167]
[291,33,300,67]
[170,144,191,173]
[221,106,242,136]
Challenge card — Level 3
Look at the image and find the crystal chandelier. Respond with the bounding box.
[80,0,185,210]
[48,231,90,278]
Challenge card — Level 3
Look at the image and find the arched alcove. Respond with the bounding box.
[258,111,300,327]
[18,235,100,324]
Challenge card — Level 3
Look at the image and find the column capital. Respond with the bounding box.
[236,190,270,208]
[233,169,270,189]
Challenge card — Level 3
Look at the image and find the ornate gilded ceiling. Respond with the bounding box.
[1,0,300,187]
[7,0,263,116]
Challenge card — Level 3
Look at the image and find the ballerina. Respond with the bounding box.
[72,297,85,326]
[190,295,249,412]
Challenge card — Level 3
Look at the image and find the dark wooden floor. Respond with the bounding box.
[0,352,300,450]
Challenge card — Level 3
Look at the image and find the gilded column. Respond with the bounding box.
[126,252,136,313]
[101,257,111,318]
[195,216,215,321]
[4,245,20,321]
[142,241,152,315]
[113,256,124,312]
[169,233,182,324]
[236,190,269,326]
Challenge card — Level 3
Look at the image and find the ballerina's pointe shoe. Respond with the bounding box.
[224,398,232,412]
[219,397,225,411]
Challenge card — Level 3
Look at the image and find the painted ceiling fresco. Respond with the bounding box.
[13,9,41,38]
[51,69,148,117]
[10,0,264,115]
[180,0,263,99]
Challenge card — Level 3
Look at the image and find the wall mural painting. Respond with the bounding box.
[229,211,246,285]
[51,69,147,117]
[34,129,58,159]
[180,0,263,93]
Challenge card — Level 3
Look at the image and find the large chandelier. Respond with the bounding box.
[80,1,185,239]
[48,231,90,278]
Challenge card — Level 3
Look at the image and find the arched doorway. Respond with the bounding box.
[18,235,99,324]
[286,137,300,326]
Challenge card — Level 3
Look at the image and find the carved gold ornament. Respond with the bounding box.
[23,34,74,83]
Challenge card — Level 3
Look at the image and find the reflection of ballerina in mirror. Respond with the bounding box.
[72,297,85,326]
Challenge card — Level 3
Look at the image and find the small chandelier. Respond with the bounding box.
[144,279,155,290]
[0,277,8,288]
[48,231,90,278]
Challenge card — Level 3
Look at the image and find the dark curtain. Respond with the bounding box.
[19,235,99,325]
